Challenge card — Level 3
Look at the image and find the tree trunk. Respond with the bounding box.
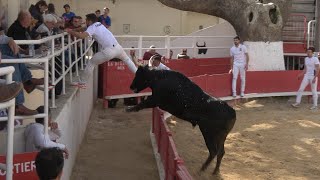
[157,0,293,70]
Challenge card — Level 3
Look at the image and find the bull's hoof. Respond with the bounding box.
[125,106,137,112]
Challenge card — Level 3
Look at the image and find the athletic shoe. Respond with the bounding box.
[232,93,237,98]
[291,103,300,108]
[240,93,245,97]
[309,106,317,110]
[71,80,87,89]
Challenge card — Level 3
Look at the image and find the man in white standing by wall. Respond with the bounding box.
[229,36,249,98]
[292,47,319,110]
[65,13,137,87]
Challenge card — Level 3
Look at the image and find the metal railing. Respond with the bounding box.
[0,33,93,180]
[115,35,234,59]
[0,66,16,180]
[307,20,316,48]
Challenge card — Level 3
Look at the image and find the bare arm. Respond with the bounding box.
[65,29,89,39]
[245,52,249,70]
[8,38,20,55]
[314,64,319,82]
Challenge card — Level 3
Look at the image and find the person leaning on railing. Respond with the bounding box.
[0,26,44,116]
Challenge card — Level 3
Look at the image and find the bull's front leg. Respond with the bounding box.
[125,96,156,112]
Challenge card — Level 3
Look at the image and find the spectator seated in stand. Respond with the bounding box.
[177,49,190,59]
[0,28,43,115]
[25,106,69,156]
[7,10,40,55]
[35,147,65,180]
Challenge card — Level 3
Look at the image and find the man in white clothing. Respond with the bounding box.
[24,106,68,158]
[65,13,137,87]
[149,54,170,70]
[292,47,319,110]
[230,36,249,97]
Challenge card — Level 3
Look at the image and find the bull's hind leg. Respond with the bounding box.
[213,140,226,175]
[200,149,216,172]
[199,127,218,172]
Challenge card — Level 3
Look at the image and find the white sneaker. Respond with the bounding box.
[240,93,245,97]
[71,80,87,89]
[232,93,237,98]
[309,106,317,110]
[291,103,300,108]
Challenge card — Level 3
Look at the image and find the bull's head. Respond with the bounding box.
[130,65,152,93]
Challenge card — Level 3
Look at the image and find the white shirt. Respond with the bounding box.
[24,123,65,152]
[86,22,118,49]
[304,56,320,77]
[149,63,170,70]
[36,24,52,36]
[230,44,248,66]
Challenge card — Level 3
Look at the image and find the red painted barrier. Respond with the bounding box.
[0,152,38,180]
[152,108,193,180]
[102,58,231,99]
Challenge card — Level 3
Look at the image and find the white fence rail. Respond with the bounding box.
[307,20,316,48]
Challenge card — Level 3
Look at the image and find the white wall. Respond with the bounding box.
[50,0,219,36]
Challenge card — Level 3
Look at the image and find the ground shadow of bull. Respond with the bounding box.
[126,65,236,175]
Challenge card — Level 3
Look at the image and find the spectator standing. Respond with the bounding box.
[99,7,111,28]
[230,36,249,98]
[35,148,65,180]
[29,0,48,29]
[95,10,101,18]
[177,49,190,59]
[62,4,75,23]
[292,47,319,110]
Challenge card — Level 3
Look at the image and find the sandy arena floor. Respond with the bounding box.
[169,97,320,180]
[71,100,159,180]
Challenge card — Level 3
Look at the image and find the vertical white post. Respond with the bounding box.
[74,37,79,76]
[44,60,49,135]
[166,36,171,59]
[192,37,197,59]
[6,73,13,180]
[51,39,56,108]
[80,39,84,70]
[138,36,143,59]
[6,100,14,180]
[62,35,66,95]
[68,35,73,82]
[84,38,87,65]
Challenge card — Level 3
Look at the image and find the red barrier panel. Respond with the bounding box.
[0,152,38,180]
[152,108,193,180]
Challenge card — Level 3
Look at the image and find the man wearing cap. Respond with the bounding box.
[143,45,159,60]
[65,13,137,87]
[62,4,75,23]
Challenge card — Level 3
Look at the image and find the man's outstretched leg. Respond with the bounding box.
[73,52,107,88]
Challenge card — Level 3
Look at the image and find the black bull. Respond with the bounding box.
[126,66,236,174]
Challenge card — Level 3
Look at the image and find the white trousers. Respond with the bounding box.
[232,64,246,94]
[81,44,137,82]
[296,75,318,106]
